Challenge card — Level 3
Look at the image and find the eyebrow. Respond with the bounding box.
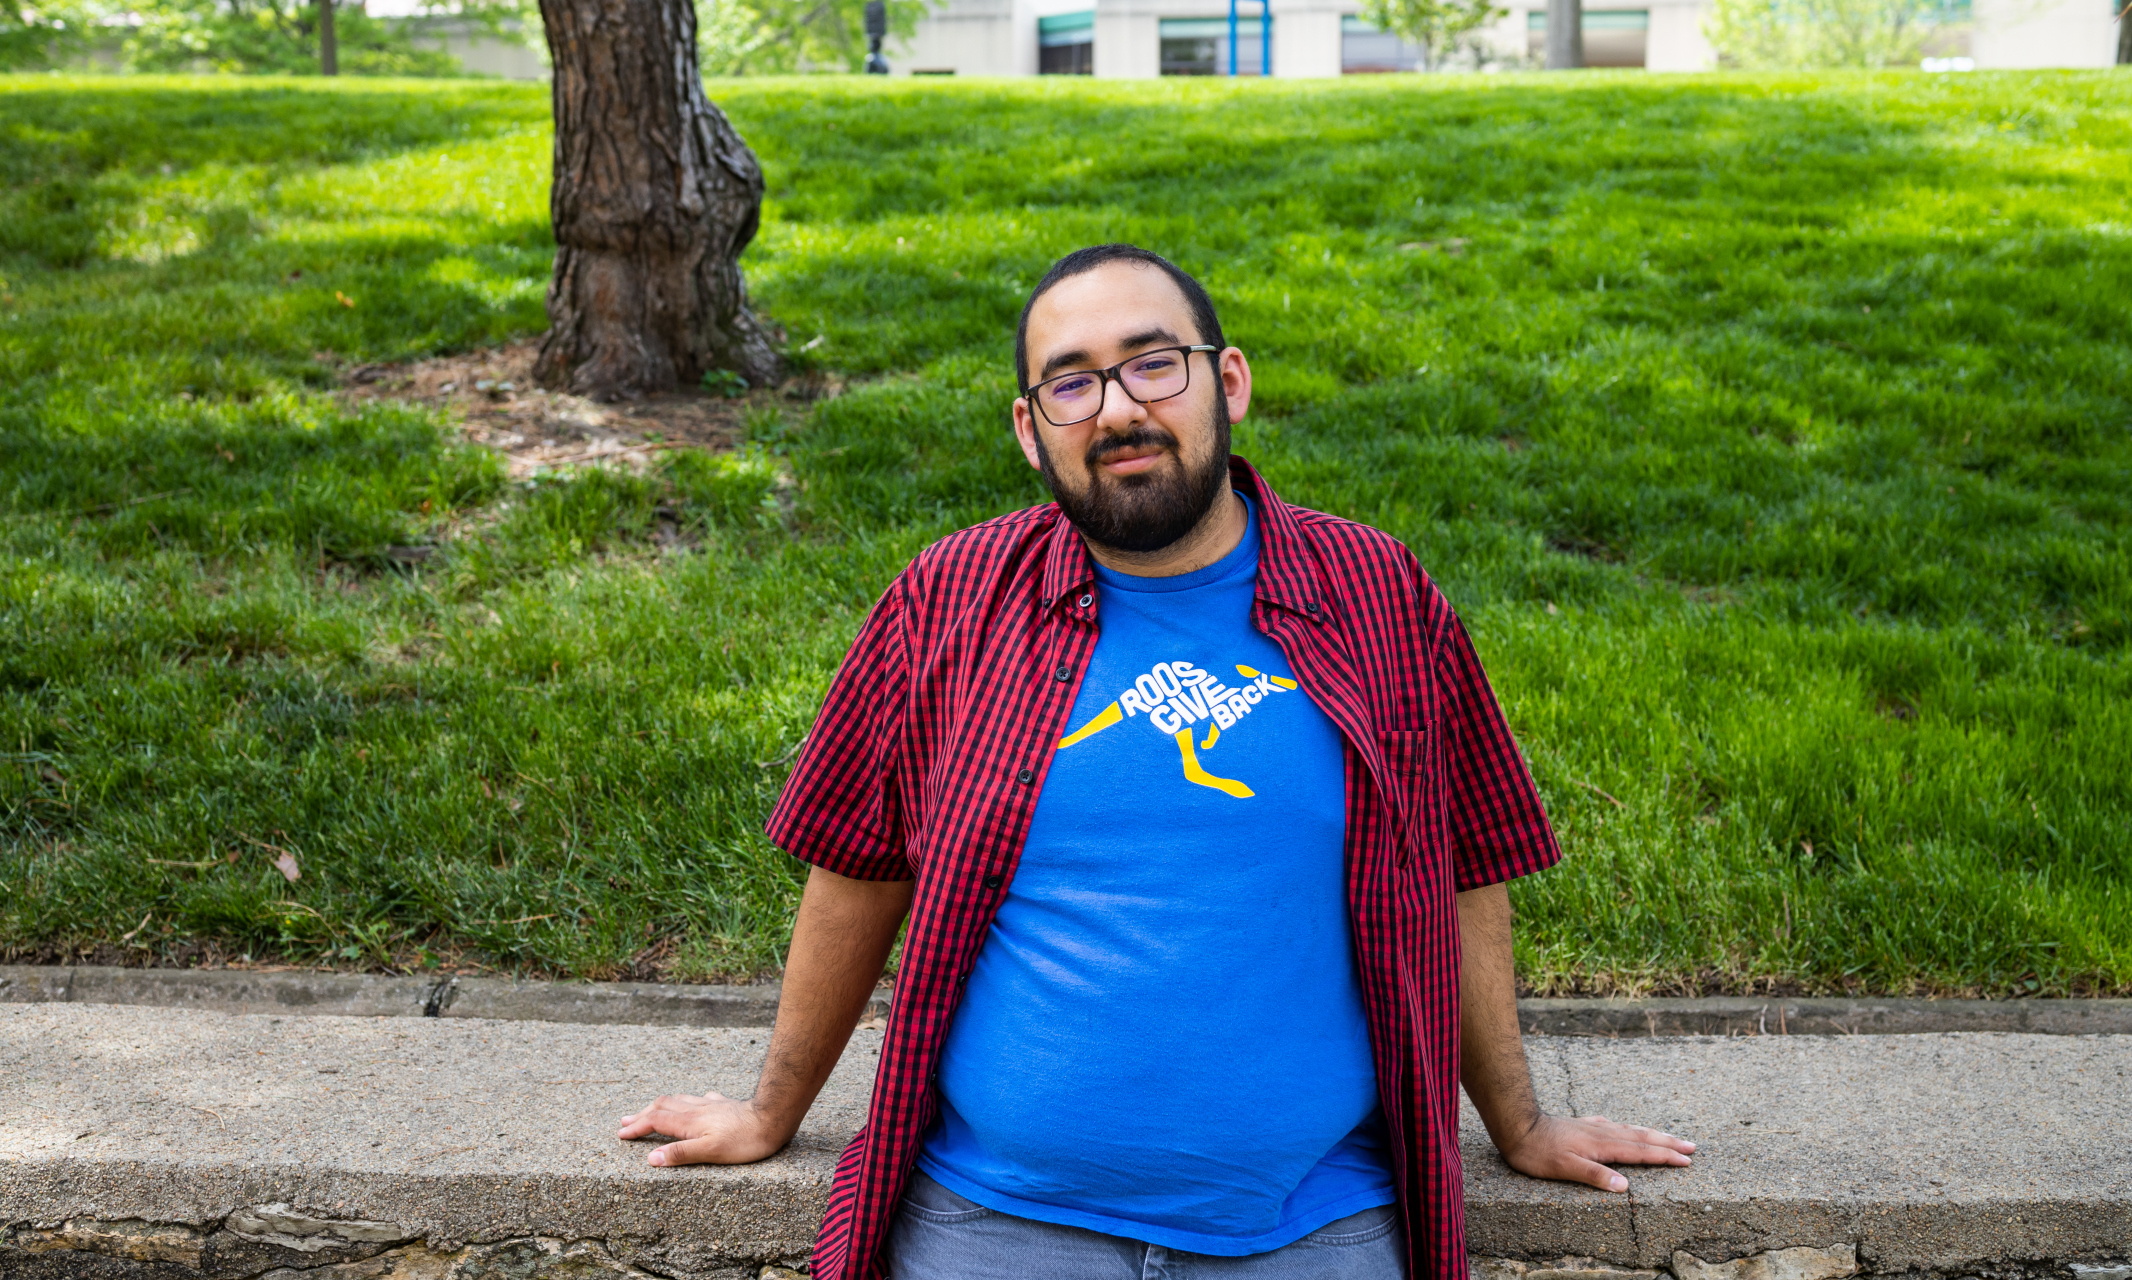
[1037,326,1185,383]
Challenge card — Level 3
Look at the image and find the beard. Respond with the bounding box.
[1033,397,1232,554]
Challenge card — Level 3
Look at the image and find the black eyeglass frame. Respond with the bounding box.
[1021,345,1223,428]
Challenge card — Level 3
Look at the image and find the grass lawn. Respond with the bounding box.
[1,71,2128,996]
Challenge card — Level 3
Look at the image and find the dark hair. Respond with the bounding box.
[1013,244,1226,392]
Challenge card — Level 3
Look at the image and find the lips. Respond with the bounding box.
[1099,446,1166,475]
[1086,428,1179,478]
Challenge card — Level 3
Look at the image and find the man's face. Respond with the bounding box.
[1013,261,1252,554]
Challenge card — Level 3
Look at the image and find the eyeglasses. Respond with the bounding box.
[1022,345,1221,428]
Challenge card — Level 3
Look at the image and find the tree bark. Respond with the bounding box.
[1545,0,1582,68]
[318,0,337,74]
[2117,1,2129,65]
[535,0,782,400]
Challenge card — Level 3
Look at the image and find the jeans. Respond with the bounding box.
[885,1172,1406,1279]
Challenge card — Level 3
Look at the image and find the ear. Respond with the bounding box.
[1011,396,1045,472]
[1219,348,1252,426]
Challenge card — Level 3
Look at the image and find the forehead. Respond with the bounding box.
[1025,261,1199,359]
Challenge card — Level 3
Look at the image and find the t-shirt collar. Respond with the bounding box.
[1037,456,1327,624]
[1090,493,1257,595]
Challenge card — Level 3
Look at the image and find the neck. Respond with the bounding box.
[1083,481,1246,578]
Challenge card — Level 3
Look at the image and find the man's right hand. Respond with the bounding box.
[614,866,913,1171]
[618,1091,792,1166]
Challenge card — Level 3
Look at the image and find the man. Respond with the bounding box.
[619,245,1695,1279]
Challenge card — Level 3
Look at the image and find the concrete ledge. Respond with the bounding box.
[4,1003,2129,1278]
[0,1004,863,1278]
[1470,1033,2132,1272]
[0,966,893,1029]
[1517,997,2132,1038]
[7,966,2125,1037]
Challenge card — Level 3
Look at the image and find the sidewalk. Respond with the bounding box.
[2,1002,2127,1279]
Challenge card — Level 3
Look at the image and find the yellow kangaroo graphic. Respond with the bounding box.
[1054,659,1291,798]
[1058,701,1251,796]
[1173,730,1252,797]
[1057,701,1122,749]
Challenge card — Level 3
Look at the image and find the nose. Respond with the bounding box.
[1092,370,1145,432]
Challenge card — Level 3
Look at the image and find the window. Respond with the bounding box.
[1159,17,1269,75]
[1526,7,1648,67]
[1341,15,1423,71]
[1039,11,1095,74]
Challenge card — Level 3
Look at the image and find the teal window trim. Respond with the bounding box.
[1527,7,1648,28]
[1038,10,1095,44]
[1161,16,1267,37]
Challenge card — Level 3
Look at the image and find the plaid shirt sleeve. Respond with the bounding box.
[1435,596,1562,891]
[764,580,915,882]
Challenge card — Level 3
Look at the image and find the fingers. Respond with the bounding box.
[618,1113,676,1140]
[618,1108,703,1140]
[645,1128,783,1167]
[645,1092,725,1112]
[1597,1120,1697,1153]
[1558,1155,1630,1193]
[617,1092,732,1140]
[1579,1137,1694,1167]
[1573,1116,1697,1158]
[1503,1114,1698,1194]
[649,1137,732,1167]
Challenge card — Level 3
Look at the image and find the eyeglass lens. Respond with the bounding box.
[1038,349,1192,425]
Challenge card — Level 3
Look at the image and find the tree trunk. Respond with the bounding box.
[2118,1,2130,65]
[535,0,782,400]
[1545,0,1583,68]
[318,0,337,74]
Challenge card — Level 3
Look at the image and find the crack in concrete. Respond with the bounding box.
[1558,1038,1646,1264]
[1556,1037,1578,1114]
[420,976,459,1018]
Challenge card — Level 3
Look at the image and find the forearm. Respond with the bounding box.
[1455,880,1698,1189]
[1457,881,1543,1151]
[748,864,914,1139]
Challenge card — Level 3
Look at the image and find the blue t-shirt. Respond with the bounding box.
[917,495,1394,1255]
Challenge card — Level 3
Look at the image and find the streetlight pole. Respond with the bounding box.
[864,0,889,73]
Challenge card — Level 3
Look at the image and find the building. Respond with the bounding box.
[424,19,548,79]
[389,0,2122,80]
[890,0,2124,75]
[1971,0,2122,67]
[428,19,548,79]
[360,0,550,80]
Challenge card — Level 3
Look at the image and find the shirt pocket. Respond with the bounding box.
[1378,728,1432,869]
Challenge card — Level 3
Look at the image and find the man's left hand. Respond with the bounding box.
[1496,1112,1695,1192]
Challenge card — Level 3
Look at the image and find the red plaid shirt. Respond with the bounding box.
[767,457,1561,1280]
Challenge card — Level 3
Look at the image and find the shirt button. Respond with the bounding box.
[1053,664,1072,682]
[1078,593,1093,608]
[1305,600,1320,615]
[983,873,1003,889]
[1016,768,1035,785]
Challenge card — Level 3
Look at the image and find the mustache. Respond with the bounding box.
[1084,425,1181,470]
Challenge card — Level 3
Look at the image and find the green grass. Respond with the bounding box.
[2,71,2127,995]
